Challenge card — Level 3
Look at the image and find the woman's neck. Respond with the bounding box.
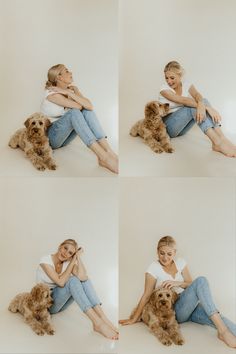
[56,82,68,89]
[52,253,62,265]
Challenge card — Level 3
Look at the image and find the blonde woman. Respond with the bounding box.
[158,61,236,157]
[119,236,236,348]
[40,64,118,173]
[36,239,118,340]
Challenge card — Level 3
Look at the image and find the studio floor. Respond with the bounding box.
[0,139,117,178]
[119,321,234,354]
[0,303,118,354]
[120,126,236,177]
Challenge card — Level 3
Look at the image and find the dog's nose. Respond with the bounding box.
[33,128,38,133]
[161,300,166,305]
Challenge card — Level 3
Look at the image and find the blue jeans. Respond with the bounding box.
[47,108,106,149]
[164,99,221,138]
[174,277,236,335]
[49,276,101,314]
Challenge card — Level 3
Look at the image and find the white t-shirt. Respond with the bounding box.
[36,255,70,289]
[158,81,193,113]
[40,90,67,119]
[146,258,187,294]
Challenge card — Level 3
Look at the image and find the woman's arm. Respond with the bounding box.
[40,254,77,288]
[48,86,93,110]
[119,273,156,325]
[162,266,193,290]
[47,93,83,110]
[160,89,198,108]
[71,248,88,281]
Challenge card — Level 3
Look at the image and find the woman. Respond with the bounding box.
[119,236,236,348]
[36,239,118,340]
[40,64,118,173]
[158,61,236,157]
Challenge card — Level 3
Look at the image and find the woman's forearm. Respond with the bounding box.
[67,91,93,110]
[58,261,76,287]
[72,259,88,281]
[130,294,150,321]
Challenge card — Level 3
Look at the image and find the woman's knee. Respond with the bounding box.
[194,276,208,287]
[66,275,81,287]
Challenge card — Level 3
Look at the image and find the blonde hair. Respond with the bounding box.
[164,61,184,76]
[45,64,65,89]
[157,236,176,251]
[59,238,78,254]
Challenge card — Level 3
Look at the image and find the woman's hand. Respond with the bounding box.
[119,318,139,326]
[196,102,206,124]
[206,106,222,124]
[68,85,80,94]
[162,280,182,289]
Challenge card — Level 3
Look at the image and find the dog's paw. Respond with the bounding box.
[48,163,57,170]
[166,147,174,153]
[35,328,45,336]
[153,147,164,153]
[36,163,46,171]
[162,338,172,346]
[46,328,55,335]
[173,336,184,345]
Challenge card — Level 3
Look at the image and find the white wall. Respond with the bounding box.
[0,0,118,146]
[0,178,118,313]
[119,178,236,322]
[119,0,236,135]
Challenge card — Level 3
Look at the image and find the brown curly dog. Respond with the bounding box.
[8,283,55,336]
[141,288,184,346]
[130,101,174,153]
[9,112,57,171]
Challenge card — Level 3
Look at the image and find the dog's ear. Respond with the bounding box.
[149,290,158,306]
[171,290,179,304]
[31,285,43,302]
[24,117,32,128]
[164,103,169,114]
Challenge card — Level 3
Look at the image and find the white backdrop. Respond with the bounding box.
[119,178,236,322]
[0,177,118,307]
[0,0,118,146]
[119,0,236,135]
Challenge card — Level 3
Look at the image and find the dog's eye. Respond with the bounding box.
[32,121,36,125]
[166,294,170,297]
[158,294,162,297]
[39,121,43,125]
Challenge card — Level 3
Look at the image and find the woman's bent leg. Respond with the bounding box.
[164,107,195,138]
[49,286,73,314]
[81,279,101,307]
[174,276,218,323]
[81,109,106,141]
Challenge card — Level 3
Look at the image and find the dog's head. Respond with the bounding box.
[24,113,51,138]
[30,283,53,309]
[149,287,178,312]
[145,101,169,120]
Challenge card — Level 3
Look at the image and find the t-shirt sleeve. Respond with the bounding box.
[146,262,159,279]
[160,83,172,93]
[39,255,53,266]
[176,258,187,272]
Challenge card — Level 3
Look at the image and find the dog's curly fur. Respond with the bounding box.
[9,113,57,171]
[141,288,184,346]
[130,101,174,153]
[8,283,55,336]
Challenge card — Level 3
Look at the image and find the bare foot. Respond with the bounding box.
[94,321,119,340]
[100,315,119,333]
[218,329,236,348]
[212,139,236,157]
[98,156,118,174]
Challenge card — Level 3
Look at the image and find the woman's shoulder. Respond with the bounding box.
[146,260,162,276]
[39,254,53,265]
[175,257,187,270]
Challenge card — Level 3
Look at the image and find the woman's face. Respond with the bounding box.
[158,245,176,267]
[57,66,73,85]
[58,243,76,262]
[164,70,181,90]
